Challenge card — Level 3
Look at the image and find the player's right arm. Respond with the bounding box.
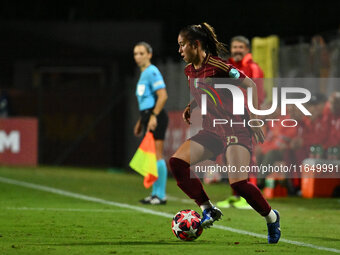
[183,69,198,125]
[183,100,197,125]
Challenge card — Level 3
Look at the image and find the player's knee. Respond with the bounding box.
[230,179,248,194]
[169,157,180,173]
[172,147,190,162]
[169,157,189,179]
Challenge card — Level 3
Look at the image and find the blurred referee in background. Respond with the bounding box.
[133,42,169,205]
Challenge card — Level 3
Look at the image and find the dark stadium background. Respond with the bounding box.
[0,0,339,168]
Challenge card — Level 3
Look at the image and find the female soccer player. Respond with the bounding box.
[169,23,281,243]
[133,42,169,205]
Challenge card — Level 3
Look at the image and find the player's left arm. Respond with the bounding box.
[239,77,265,143]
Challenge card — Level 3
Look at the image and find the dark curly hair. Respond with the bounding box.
[179,22,228,57]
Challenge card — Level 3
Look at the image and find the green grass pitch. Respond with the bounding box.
[0,166,339,255]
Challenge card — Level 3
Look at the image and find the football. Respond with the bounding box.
[171,209,203,241]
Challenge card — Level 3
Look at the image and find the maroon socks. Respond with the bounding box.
[169,157,271,217]
[231,180,271,216]
[169,157,209,206]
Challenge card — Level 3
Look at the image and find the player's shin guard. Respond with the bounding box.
[231,180,271,216]
[169,157,209,206]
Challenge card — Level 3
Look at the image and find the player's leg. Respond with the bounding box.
[226,145,281,243]
[169,139,222,228]
[170,139,213,206]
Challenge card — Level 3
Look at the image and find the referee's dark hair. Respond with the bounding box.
[135,41,153,54]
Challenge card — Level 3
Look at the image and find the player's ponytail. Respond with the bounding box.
[179,22,228,57]
[200,22,228,57]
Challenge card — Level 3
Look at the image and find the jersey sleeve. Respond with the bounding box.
[227,66,246,79]
[227,66,247,90]
[213,59,246,80]
[149,67,166,92]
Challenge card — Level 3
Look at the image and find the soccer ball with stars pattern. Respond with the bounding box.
[171,209,203,241]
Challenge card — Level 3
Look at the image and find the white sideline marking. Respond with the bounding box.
[0,176,339,254]
[4,207,132,213]
[0,176,173,218]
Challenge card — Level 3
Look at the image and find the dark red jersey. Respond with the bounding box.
[185,54,250,137]
[185,54,246,79]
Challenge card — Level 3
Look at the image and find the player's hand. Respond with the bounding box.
[182,105,191,125]
[134,119,142,137]
[250,121,265,144]
[147,115,157,132]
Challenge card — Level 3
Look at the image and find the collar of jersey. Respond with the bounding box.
[191,54,210,72]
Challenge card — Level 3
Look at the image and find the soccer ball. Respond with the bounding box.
[171,209,203,241]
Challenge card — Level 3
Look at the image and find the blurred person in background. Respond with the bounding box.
[322,92,340,159]
[133,42,169,205]
[227,36,266,107]
[287,93,328,162]
[277,104,305,195]
[299,93,328,160]
[217,36,265,209]
[309,35,330,94]
[286,93,328,194]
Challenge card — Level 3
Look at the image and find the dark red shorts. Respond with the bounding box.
[189,129,253,160]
